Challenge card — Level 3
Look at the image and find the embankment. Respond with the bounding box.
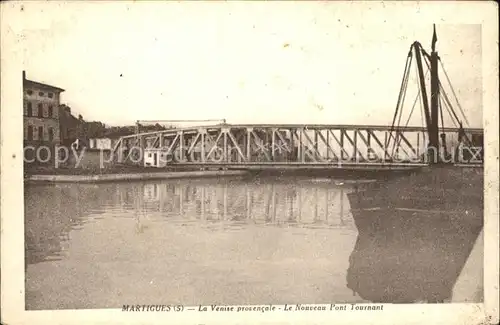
[25,170,250,184]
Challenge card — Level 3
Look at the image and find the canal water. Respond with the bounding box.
[24,173,483,309]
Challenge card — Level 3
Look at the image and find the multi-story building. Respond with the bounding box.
[23,71,65,164]
[23,71,65,146]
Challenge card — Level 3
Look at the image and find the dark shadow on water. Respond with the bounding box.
[345,167,483,303]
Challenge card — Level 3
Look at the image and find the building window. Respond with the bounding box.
[48,105,53,117]
[27,126,33,141]
[48,127,54,141]
[38,126,44,141]
[48,93,54,99]
[39,92,44,97]
[38,103,43,117]
[27,90,33,95]
[26,102,33,116]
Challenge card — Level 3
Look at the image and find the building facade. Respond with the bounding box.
[23,71,65,146]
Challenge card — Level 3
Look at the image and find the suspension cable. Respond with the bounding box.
[439,83,462,126]
[441,90,473,145]
[393,92,418,158]
[397,71,411,127]
[390,59,413,156]
[419,80,427,150]
[424,48,472,154]
[422,55,467,129]
[439,95,445,133]
[403,87,420,127]
[405,65,430,128]
[393,63,430,157]
[386,47,414,149]
[440,95,458,128]
[441,93,473,146]
[438,59,470,127]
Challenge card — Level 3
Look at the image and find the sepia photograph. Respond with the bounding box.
[1,1,498,325]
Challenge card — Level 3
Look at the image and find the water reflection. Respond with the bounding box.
[25,177,362,309]
[346,169,483,303]
[24,184,114,266]
[24,170,483,308]
[25,177,356,269]
[136,181,352,226]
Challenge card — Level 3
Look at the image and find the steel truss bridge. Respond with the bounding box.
[111,124,483,171]
[110,26,484,171]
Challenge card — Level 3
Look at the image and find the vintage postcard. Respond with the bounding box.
[1,1,498,324]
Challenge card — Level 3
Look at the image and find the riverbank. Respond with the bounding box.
[24,164,215,175]
[24,166,250,184]
[24,163,480,184]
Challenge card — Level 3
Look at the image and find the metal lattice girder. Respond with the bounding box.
[111,124,483,166]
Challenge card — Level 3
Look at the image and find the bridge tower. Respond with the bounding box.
[413,25,441,163]
[429,25,441,163]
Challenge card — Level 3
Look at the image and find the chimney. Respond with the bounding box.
[22,70,26,80]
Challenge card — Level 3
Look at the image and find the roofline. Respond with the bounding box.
[24,79,65,92]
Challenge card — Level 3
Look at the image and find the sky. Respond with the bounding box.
[17,2,482,128]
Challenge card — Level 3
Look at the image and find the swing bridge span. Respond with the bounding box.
[110,27,484,171]
[111,123,483,171]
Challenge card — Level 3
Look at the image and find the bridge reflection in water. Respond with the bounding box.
[24,174,482,309]
[136,180,352,228]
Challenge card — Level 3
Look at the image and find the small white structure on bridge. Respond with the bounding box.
[144,148,169,168]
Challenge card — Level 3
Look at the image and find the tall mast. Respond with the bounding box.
[414,42,432,134]
[429,24,440,163]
